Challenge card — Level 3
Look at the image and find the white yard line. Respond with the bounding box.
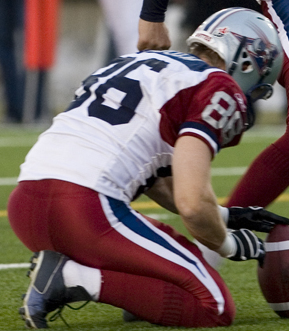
[0,177,18,185]
[211,166,247,176]
[0,137,38,147]
[0,167,248,187]
[0,263,30,270]
[243,125,285,139]
[0,125,284,147]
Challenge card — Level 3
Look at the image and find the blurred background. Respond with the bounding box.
[0,0,286,126]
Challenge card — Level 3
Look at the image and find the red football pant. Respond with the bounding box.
[8,179,235,327]
[227,128,289,207]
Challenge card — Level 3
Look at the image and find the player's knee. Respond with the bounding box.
[219,308,235,327]
[183,299,236,328]
[217,301,236,327]
[195,304,235,328]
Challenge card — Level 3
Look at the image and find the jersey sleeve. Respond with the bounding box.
[159,71,248,157]
[260,0,289,88]
[140,0,169,22]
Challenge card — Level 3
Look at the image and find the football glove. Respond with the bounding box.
[228,229,265,266]
[227,206,289,233]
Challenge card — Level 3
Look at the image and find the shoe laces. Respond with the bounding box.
[49,301,90,327]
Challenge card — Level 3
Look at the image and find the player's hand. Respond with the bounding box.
[138,19,171,51]
[227,206,289,233]
[228,229,265,265]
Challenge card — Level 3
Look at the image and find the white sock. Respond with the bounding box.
[63,260,102,301]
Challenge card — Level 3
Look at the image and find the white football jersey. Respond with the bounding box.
[19,51,247,202]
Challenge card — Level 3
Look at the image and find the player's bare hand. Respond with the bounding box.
[138,19,171,51]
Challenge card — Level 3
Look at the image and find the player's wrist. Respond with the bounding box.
[216,233,236,258]
[218,205,229,225]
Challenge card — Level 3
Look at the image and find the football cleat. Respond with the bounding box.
[19,250,91,329]
[122,310,142,322]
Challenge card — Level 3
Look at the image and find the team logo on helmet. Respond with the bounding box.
[251,38,279,74]
[213,26,230,37]
[231,27,280,76]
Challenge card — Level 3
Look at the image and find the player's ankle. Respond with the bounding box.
[63,260,102,301]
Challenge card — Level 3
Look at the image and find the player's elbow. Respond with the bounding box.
[176,198,204,225]
[175,192,216,239]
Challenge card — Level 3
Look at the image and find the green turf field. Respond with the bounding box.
[1,124,289,330]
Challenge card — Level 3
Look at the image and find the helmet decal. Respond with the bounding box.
[213,27,230,37]
[231,26,280,77]
[193,32,213,43]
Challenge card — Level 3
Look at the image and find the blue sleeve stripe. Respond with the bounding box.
[179,122,220,155]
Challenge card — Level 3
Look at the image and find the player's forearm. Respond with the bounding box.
[173,136,228,251]
[179,184,228,251]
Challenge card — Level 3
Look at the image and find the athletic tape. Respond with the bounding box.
[265,240,289,252]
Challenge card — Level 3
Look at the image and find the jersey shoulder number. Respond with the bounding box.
[200,73,247,147]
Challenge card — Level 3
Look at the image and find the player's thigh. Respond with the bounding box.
[7,180,113,255]
[97,195,231,309]
[8,180,56,251]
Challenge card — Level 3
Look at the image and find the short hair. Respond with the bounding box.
[188,42,225,68]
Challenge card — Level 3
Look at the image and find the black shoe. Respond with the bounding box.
[20,250,91,329]
[123,310,142,322]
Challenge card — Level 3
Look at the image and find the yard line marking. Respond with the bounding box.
[0,177,18,186]
[0,125,284,148]
[146,213,173,220]
[211,167,247,176]
[0,137,37,147]
[131,193,289,210]
[243,125,285,139]
[1,193,289,218]
[0,263,30,270]
[0,167,247,188]
[2,192,289,219]
[0,210,7,217]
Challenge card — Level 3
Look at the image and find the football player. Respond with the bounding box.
[137,0,289,209]
[227,0,289,208]
[138,0,171,51]
[8,8,286,329]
